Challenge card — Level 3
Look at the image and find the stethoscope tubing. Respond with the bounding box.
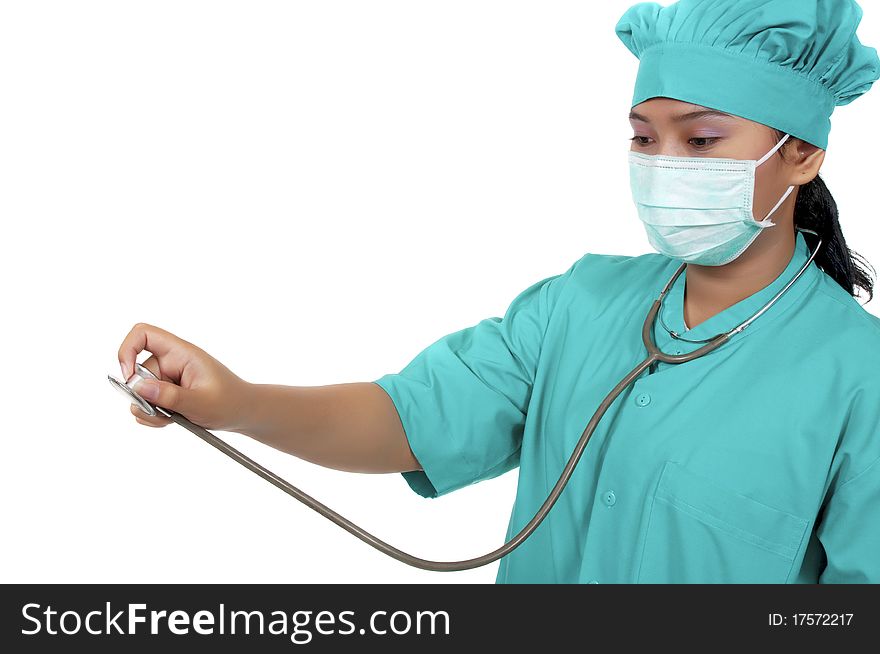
[112,227,821,572]
[119,294,730,572]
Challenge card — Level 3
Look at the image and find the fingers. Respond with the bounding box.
[129,402,172,427]
[139,355,166,381]
[117,322,194,382]
[133,377,197,416]
[127,354,174,427]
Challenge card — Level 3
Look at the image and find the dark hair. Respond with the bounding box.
[772,128,875,303]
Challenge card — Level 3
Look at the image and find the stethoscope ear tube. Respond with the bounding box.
[642,296,732,363]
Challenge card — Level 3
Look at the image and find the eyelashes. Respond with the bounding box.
[629,136,722,149]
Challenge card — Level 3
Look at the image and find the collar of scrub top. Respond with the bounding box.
[654,229,821,354]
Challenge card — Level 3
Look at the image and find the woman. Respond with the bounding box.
[117,0,880,583]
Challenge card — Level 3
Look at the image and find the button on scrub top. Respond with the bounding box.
[373,230,880,583]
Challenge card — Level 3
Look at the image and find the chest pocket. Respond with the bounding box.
[636,461,810,584]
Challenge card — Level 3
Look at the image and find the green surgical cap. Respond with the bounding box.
[615,0,880,149]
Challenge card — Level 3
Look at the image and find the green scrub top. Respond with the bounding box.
[373,230,880,583]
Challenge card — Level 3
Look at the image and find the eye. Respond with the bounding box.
[689,136,720,150]
[629,135,722,150]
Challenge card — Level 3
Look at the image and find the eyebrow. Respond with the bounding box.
[629,109,735,123]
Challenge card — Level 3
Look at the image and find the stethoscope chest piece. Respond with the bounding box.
[107,363,172,418]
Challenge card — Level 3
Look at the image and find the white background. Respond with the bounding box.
[1,1,878,583]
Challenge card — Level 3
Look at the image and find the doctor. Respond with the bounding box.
[119,0,880,583]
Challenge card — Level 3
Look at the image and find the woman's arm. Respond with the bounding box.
[816,456,880,583]
[231,381,422,475]
[118,323,420,475]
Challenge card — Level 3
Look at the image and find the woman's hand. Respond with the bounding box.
[117,322,252,431]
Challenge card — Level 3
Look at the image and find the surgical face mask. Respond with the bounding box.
[627,133,796,266]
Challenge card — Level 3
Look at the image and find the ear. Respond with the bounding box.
[786,139,825,185]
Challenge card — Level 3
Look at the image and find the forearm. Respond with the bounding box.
[231,381,421,475]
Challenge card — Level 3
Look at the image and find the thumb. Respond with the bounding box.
[134,379,194,414]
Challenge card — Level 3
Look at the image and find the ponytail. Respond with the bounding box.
[774,128,875,303]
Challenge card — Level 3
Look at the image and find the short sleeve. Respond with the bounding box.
[373,258,580,499]
[816,375,880,583]
[816,456,880,583]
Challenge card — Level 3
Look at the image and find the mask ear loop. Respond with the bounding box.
[756,132,791,166]
[755,133,795,225]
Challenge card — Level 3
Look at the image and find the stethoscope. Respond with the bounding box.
[108,226,823,572]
